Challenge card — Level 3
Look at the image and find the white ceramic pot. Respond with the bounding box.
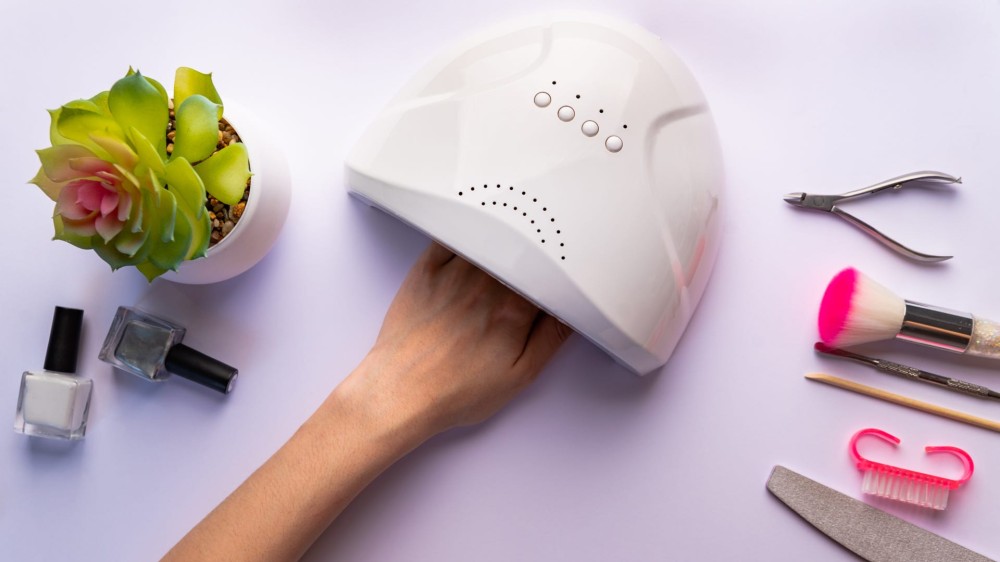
[161,104,291,284]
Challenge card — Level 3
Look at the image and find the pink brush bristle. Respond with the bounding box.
[850,429,974,511]
[818,267,905,347]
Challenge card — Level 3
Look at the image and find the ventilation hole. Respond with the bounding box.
[552,80,556,85]
[561,256,565,260]
[599,109,604,113]
[483,184,488,188]
[496,184,501,188]
[556,230,561,234]
[541,239,546,243]
[623,124,628,129]
[560,243,564,247]
[542,207,547,211]
[531,220,535,224]
[492,201,497,205]
[458,192,463,196]
[481,202,486,206]
[521,191,526,195]
[509,186,513,191]
[575,94,580,99]
[470,187,475,191]
[550,218,555,222]
[537,229,541,233]
[533,198,537,202]
[513,206,518,210]
[502,203,507,207]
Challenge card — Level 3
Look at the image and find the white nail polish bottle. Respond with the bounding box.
[14,307,93,440]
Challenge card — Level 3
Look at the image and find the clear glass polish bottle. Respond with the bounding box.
[14,306,93,440]
[98,306,238,394]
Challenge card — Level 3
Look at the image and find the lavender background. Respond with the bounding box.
[1,1,999,559]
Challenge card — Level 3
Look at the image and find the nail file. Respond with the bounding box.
[766,465,993,562]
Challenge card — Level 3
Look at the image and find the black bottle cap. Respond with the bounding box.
[43,306,84,373]
[164,343,238,394]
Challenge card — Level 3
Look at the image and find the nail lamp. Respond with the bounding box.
[346,14,723,374]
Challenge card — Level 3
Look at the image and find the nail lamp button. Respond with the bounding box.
[533,92,551,107]
[557,105,575,121]
[605,135,623,152]
[581,120,599,136]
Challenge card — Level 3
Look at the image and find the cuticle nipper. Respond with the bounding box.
[783,171,961,262]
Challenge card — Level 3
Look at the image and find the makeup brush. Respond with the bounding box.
[818,267,1000,359]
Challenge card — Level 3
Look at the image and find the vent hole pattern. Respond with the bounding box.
[457,183,567,261]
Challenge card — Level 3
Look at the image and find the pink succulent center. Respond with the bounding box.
[55,172,133,242]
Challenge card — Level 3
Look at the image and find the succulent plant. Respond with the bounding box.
[30,67,251,281]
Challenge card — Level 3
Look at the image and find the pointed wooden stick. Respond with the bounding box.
[805,372,1000,433]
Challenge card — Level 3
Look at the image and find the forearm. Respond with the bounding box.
[161,244,568,560]
[162,369,429,562]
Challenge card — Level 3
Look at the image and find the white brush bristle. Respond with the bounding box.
[834,272,905,347]
[861,469,951,510]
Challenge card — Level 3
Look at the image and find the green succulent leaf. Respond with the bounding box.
[149,190,193,270]
[157,183,178,243]
[126,68,170,108]
[49,98,109,147]
[63,99,104,113]
[56,106,125,160]
[194,142,249,206]
[94,238,146,270]
[90,133,139,168]
[164,157,207,218]
[36,144,100,182]
[136,262,168,282]
[171,94,221,164]
[53,215,95,249]
[89,90,112,115]
[186,204,211,260]
[47,108,71,146]
[174,67,223,112]
[112,186,160,262]
[30,166,63,201]
[127,127,166,177]
[109,71,169,155]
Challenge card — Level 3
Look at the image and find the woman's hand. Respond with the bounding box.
[334,243,571,443]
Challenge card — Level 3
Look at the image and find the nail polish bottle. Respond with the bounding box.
[14,306,93,440]
[98,306,238,394]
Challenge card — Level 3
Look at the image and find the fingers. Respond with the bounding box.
[515,313,572,379]
[421,242,456,269]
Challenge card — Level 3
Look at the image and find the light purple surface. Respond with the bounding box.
[2,1,1000,560]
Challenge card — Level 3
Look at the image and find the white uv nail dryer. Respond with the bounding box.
[346,14,723,374]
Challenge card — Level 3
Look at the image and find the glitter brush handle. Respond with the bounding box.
[968,316,1000,359]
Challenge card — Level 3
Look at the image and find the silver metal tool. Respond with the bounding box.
[766,465,993,562]
[814,342,1000,401]
[783,171,961,262]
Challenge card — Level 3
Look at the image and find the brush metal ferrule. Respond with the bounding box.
[898,301,973,352]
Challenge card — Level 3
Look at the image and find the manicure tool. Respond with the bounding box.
[766,466,992,562]
[805,373,1000,433]
[783,171,961,262]
[849,428,973,510]
[814,343,1000,401]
